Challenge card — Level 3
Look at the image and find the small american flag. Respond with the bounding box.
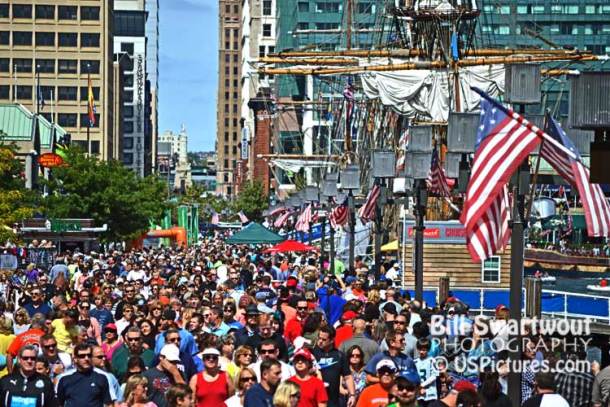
[396,129,409,172]
[274,210,292,228]
[330,197,349,229]
[295,204,313,232]
[427,147,451,197]
[238,211,249,224]
[358,184,380,223]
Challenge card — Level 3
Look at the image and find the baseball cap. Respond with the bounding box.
[375,359,397,374]
[104,323,117,331]
[160,344,180,362]
[398,370,421,386]
[292,347,314,363]
[495,304,508,314]
[453,380,477,393]
[162,309,177,321]
[245,304,261,316]
[341,311,358,321]
[286,277,298,288]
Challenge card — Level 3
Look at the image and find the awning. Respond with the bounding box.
[263,239,318,254]
[225,222,285,244]
[381,240,399,252]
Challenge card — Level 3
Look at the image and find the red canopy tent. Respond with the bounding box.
[263,239,319,254]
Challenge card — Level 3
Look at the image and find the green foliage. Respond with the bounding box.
[179,185,231,222]
[41,148,170,242]
[0,144,34,244]
[232,180,268,222]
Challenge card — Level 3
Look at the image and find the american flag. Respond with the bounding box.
[541,116,610,237]
[274,210,292,228]
[211,211,220,225]
[238,211,249,224]
[295,204,313,232]
[396,129,409,172]
[330,197,349,229]
[268,206,287,217]
[427,147,451,197]
[358,184,380,223]
[461,91,541,262]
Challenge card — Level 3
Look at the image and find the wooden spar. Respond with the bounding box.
[346,0,352,50]
[259,57,360,65]
[257,154,341,160]
[258,54,598,75]
[269,48,591,58]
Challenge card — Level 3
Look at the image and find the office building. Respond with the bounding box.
[216,0,242,198]
[0,0,116,159]
[113,0,153,176]
[158,126,191,192]
[145,0,159,174]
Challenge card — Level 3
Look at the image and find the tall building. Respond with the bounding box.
[216,0,242,198]
[481,1,610,116]
[0,0,116,159]
[145,0,159,174]
[113,0,152,176]
[158,125,191,192]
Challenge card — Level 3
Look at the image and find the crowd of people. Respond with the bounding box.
[0,235,604,406]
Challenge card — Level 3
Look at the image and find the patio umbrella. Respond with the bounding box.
[263,239,319,254]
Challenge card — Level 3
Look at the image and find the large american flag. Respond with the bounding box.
[238,211,250,224]
[274,210,292,228]
[541,117,610,237]
[330,198,349,229]
[295,204,313,232]
[427,147,451,197]
[358,184,380,223]
[461,92,541,262]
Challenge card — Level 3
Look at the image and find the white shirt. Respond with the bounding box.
[250,360,295,382]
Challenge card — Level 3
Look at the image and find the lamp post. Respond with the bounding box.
[340,164,360,272]
[371,150,396,278]
[322,173,338,275]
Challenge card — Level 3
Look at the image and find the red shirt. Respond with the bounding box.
[284,317,303,344]
[7,328,45,357]
[289,375,328,407]
[334,324,353,348]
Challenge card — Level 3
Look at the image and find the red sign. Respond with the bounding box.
[38,153,64,168]
[408,228,441,238]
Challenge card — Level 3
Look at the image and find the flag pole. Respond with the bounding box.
[87,69,91,155]
[524,111,549,222]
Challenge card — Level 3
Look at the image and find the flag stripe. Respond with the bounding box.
[358,184,380,223]
[427,148,451,197]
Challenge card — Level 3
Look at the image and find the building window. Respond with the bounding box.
[124,121,134,133]
[584,25,594,35]
[123,137,134,149]
[114,10,146,36]
[0,86,8,100]
[124,105,134,118]
[225,4,230,13]
[531,5,545,14]
[262,24,272,37]
[225,54,230,63]
[36,59,55,74]
[40,86,54,101]
[12,4,32,18]
[585,5,596,14]
[516,5,527,14]
[233,41,238,49]
[13,32,32,46]
[259,46,266,57]
[0,4,8,18]
[0,31,8,45]
[298,2,309,12]
[36,32,55,46]
[268,46,275,54]
[224,159,229,168]
[58,33,77,47]
[601,5,610,14]
[81,33,100,47]
[58,86,77,101]
[225,104,229,113]
[232,146,237,155]
[16,86,32,100]
[124,90,133,101]
[233,132,238,141]
[499,5,510,14]
[80,60,100,74]
[233,66,238,75]
[225,79,230,88]
[124,75,134,87]
[550,5,562,13]
[81,6,100,21]
[121,42,134,55]
[14,58,32,73]
[58,5,77,20]
[0,58,8,72]
[263,0,272,15]
[35,5,55,19]
[494,26,510,35]
[227,186,232,195]
[58,59,78,74]
[90,141,100,155]
[481,256,501,283]
[233,54,238,62]
[225,28,230,40]
[316,2,340,13]
[297,22,309,30]
[233,118,238,127]
[80,86,99,101]
[80,113,99,127]
[225,66,230,75]
[123,153,133,165]
[224,132,229,142]
[566,5,579,14]
[233,4,238,13]
[225,92,229,100]
[224,118,229,126]
[58,113,77,127]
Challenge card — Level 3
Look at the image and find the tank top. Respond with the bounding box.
[195,370,228,407]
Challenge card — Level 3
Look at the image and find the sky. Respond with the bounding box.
[158,0,218,152]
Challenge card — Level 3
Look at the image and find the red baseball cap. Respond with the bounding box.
[342,311,358,321]
[292,347,314,362]
[105,323,117,331]
[286,278,298,288]
[453,380,477,393]
[495,304,508,314]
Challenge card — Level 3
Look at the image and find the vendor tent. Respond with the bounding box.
[263,239,318,254]
[381,240,399,252]
[226,222,285,244]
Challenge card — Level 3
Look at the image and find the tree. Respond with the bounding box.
[232,180,268,222]
[42,148,170,242]
[0,145,34,244]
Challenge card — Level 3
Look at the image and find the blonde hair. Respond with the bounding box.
[273,381,300,407]
[124,374,149,404]
[0,315,13,335]
[367,289,381,303]
[234,366,257,391]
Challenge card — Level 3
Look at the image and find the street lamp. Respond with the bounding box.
[340,164,360,272]
[371,150,396,278]
[322,173,338,275]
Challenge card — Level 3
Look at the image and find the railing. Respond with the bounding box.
[405,286,610,323]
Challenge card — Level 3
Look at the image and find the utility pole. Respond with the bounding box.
[346,0,353,50]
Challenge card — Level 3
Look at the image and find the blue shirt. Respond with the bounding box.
[56,369,113,407]
[23,302,52,318]
[365,351,418,378]
[154,328,198,356]
[244,383,274,407]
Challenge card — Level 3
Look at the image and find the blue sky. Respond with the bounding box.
[159,0,218,152]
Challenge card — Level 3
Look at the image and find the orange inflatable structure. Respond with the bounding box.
[146,227,188,247]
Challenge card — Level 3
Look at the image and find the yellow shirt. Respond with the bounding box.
[51,319,77,353]
[0,333,15,377]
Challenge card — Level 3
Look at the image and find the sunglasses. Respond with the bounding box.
[296,307,308,311]
[260,349,276,354]
[350,353,362,358]
[76,353,92,359]
[126,337,141,342]
[397,384,416,391]
[204,355,219,361]
[378,369,395,376]
[21,356,36,361]
[240,376,255,383]
[43,344,57,349]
